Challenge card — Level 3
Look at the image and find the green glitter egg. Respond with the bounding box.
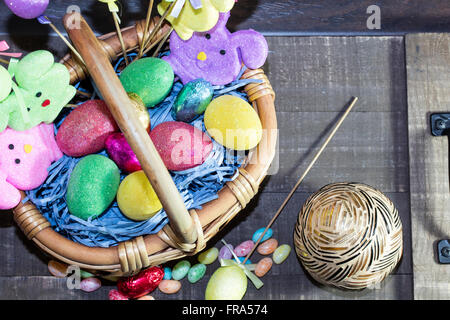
[120,57,174,108]
[66,155,120,220]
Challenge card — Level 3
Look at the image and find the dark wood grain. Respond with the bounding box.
[406,33,450,300]
[0,33,412,299]
[0,0,449,36]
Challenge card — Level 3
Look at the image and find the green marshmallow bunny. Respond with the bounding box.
[0,50,76,132]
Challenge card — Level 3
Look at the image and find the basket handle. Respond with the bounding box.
[62,12,197,245]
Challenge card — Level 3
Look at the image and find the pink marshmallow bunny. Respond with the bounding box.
[0,123,62,210]
[163,12,268,86]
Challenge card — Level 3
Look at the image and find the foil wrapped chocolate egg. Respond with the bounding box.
[128,93,151,132]
[105,132,142,173]
[117,266,164,299]
[171,79,214,123]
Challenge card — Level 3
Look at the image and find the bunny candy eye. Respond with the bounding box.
[15,159,20,164]
[8,144,14,150]
[35,92,42,98]
[205,34,211,40]
[220,50,226,55]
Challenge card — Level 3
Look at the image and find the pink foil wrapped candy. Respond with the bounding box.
[105,132,142,173]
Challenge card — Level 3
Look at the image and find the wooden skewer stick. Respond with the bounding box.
[242,97,359,264]
[0,57,9,65]
[137,0,155,59]
[151,27,173,57]
[112,11,129,65]
[141,0,176,55]
[142,27,172,56]
[47,19,85,65]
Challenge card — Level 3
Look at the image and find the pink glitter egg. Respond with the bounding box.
[150,121,213,171]
[56,100,119,157]
[105,133,142,173]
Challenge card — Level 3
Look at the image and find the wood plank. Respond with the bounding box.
[406,33,450,300]
[1,0,450,36]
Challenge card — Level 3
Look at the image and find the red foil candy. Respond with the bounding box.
[117,266,164,299]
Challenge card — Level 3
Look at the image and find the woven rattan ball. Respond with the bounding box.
[294,182,403,290]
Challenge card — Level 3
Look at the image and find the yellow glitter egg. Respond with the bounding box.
[204,95,263,151]
[117,170,162,221]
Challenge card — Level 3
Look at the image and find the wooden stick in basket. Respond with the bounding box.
[62,12,198,245]
[242,97,359,264]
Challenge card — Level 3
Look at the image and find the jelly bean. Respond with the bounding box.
[237,257,252,265]
[138,295,155,300]
[219,244,234,261]
[80,277,102,293]
[273,244,291,264]
[205,266,247,300]
[234,240,254,257]
[172,260,191,280]
[109,289,128,300]
[80,270,95,279]
[48,260,68,278]
[188,263,207,284]
[159,280,182,294]
[257,238,278,255]
[252,227,273,243]
[163,267,172,280]
[255,257,273,278]
[198,247,219,265]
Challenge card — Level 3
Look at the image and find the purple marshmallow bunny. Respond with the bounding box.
[163,12,269,86]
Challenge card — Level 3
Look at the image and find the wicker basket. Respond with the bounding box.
[12,13,277,278]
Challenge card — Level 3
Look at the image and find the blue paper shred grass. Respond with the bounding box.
[25,52,263,248]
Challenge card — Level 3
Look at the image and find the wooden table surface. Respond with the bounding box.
[0,0,449,300]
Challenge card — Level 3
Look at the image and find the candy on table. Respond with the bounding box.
[150,121,213,171]
[234,240,255,257]
[255,257,273,278]
[56,100,119,157]
[257,238,278,256]
[273,244,291,265]
[137,295,155,300]
[172,260,191,280]
[237,257,252,265]
[158,280,182,295]
[4,0,49,19]
[128,92,151,132]
[80,270,95,279]
[48,260,68,278]
[163,12,268,86]
[198,247,219,265]
[80,277,102,293]
[172,79,214,123]
[120,57,174,108]
[0,50,76,132]
[0,65,12,101]
[66,155,121,221]
[204,95,263,151]
[105,133,142,173]
[188,263,207,284]
[163,267,172,280]
[117,170,163,221]
[117,266,164,299]
[252,227,273,243]
[205,265,247,300]
[0,123,62,210]
[218,244,234,261]
[157,0,235,41]
[109,289,128,300]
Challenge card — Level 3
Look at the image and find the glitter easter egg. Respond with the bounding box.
[117,170,163,221]
[204,95,262,150]
[66,155,120,220]
[120,57,174,108]
[4,0,49,19]
[171,79,214,123]
[150,121,213,171]
[205,266,247,300]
